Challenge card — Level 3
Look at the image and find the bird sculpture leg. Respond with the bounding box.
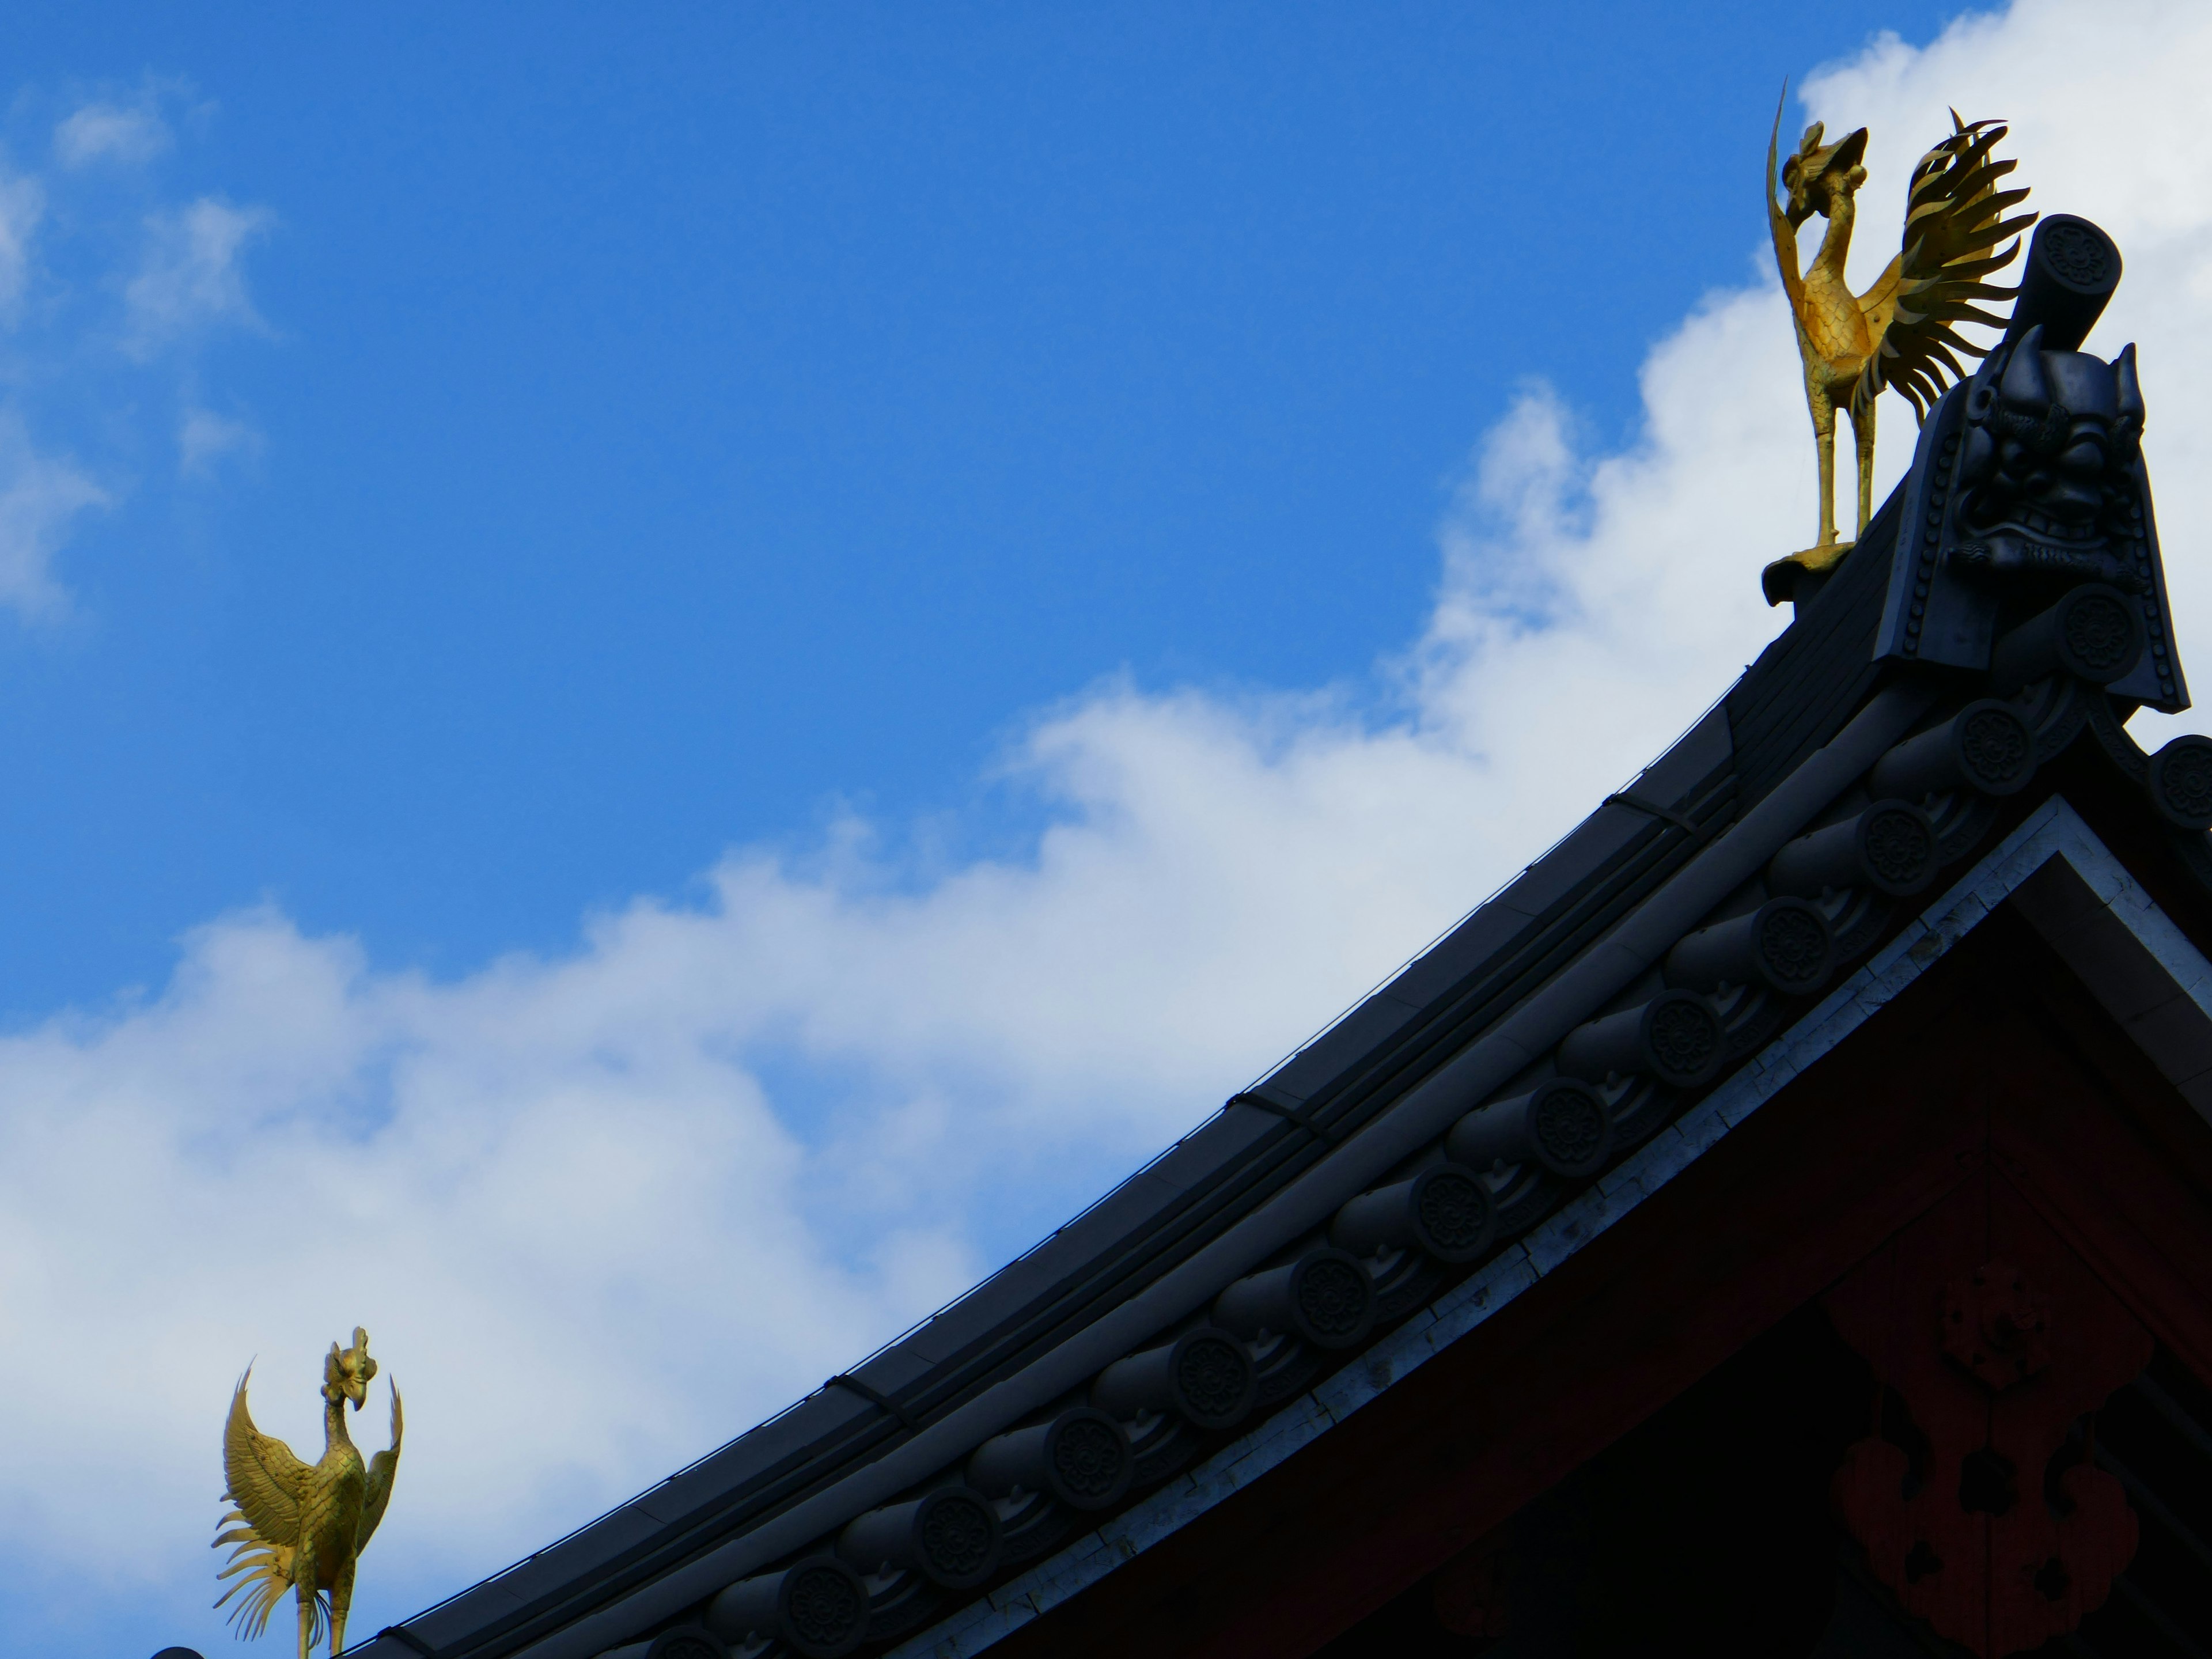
[332,1555,355,1657]
[294,1545,319,1659]
[1805,371,1839,549]
[1849,393,1876,538]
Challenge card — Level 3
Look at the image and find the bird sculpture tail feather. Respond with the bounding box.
[213,1510,328,1645]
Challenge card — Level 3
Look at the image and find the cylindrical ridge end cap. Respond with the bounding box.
[1332,1163,1498,1264]
[1556,992,1721,1090]
[1767,801,1936,900]
[2149,736,2212,831]
[1638,993,1724,1089]
[1949,700,2039,796]
[1665,898,1833,996]
[1091,1327,1255,1430]
[1991,583,2143,692]
[968,1409,1131,1512]
[838,1487,1001,1590]
[1446,1080,1613,1180]
[1044,1407,1132,1510]
[642,1628,731,1659]
[1213,1248,1374,1351]
[1168,1327,1259,1427]
[777,1558,871,1658]
[1870,702,2035,800]
[1407,1163,1500,1260]
[2053,584,2143,685]
[2005,215,2122,353]
[707,1558,869,1659]
[1853,800,1941,896]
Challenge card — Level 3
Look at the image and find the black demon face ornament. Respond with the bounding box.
[1950,323,2147,594]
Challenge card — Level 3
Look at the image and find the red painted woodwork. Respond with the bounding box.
[1938,1260,2051,1388]
[1426,1532,1506,1639]
[1825,1177,2152,1655]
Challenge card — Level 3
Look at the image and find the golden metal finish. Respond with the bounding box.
[214,1328,403,1658]
[1765,90,2035,596]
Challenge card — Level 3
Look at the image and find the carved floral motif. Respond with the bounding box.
[1824,1176,2150,1656]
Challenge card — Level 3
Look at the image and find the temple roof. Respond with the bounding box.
[354,226,2212,1659]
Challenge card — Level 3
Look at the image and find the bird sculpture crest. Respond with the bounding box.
[215,1328,403,1657]
[1764,90,2037,603]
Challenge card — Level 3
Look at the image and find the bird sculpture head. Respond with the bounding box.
[1781,121,1870,228]
[323,1327,378,1410]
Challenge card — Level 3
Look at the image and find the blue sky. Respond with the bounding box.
[25,4,2212,1658]
[0,2,1972,1012]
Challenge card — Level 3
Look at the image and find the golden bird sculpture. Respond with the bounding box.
[215,1328,403,1658]
[1763,92,2037,603]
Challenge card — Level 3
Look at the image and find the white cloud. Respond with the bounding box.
[0,414,106,616]
[0,170,43,320]
[14,2,2212,1654]
[0,112,272,613]
[122,196,272,358]
[53,100,171,168]
[177,405,260,477]
[0,276,1814,1634]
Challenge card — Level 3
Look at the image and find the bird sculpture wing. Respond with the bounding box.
[1854,112,2036,422]
[1766,91,1805,315]
[1856,252,1906,352]
[357,1384,404,1553]
[215,1368,322,1639]
[221,1368,310,1546]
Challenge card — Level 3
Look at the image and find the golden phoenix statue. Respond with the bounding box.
[1764,91,2036,601]
[215,1328,403,1658]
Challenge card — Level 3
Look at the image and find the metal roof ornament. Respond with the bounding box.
[1763,94,2036,605]
[1869,215,2190,712]
[214,1328,404,1658]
